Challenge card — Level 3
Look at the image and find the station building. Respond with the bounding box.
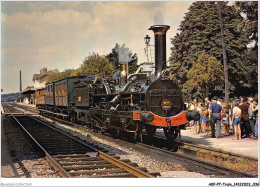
[19,67,58,105]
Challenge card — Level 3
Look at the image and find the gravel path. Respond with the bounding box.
[2,116,61,178]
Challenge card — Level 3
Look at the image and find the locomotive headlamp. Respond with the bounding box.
[144,35,150,46]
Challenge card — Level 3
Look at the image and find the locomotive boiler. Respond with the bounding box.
[36,25,199,144]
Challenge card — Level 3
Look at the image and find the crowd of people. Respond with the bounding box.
[186,96,258,140]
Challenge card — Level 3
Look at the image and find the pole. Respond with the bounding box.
[217,2,229,110]
[20,70,22,92]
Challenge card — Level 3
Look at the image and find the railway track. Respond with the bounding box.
[141,134,258,178]
[7,113,156,178]
[36,111,259,178]
[41,112,258,178]
[2,103,38,116]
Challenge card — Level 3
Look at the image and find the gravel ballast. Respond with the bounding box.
[40,117,209,178]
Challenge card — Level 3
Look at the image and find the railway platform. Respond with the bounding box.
[173,126,258,158]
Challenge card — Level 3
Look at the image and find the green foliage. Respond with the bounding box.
[234,1,258,94]
[235,1,258,49]
[106,43,138,74]
[78,53,114,77]
[170,1,256,96]
[47,45,138,83]
[47,69,74,83]
[185,54,224,98]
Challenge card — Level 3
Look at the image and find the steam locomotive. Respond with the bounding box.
[36,25,199,143]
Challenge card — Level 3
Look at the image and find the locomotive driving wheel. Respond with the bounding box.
[145,125,157,136]
[111,128,120,139]
[126,121,142,142]
[163,126,179,149]
[92,120,100,133]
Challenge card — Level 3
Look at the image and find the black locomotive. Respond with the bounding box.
[37,25,199,143]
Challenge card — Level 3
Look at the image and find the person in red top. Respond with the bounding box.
[232,101,242,140]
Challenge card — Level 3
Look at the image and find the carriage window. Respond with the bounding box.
[64,83,67,94]
[55,85,58,95]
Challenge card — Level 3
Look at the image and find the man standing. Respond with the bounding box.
[239,98,250,138]
[209,96,222,138]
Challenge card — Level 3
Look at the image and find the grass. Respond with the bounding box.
[220,158,258,172]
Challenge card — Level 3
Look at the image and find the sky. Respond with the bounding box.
[1,1,193,94]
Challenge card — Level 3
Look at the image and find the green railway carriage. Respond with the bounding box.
[40,76,85,120]
[52,76,82,120]
[54,77,78,107]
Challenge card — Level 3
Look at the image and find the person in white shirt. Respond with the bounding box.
[232,101,242,140]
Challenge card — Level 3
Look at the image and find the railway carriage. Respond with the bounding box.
[46,83,55,106]
[35,88,46,106]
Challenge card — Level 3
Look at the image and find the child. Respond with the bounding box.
[194,103,203,134]
[222,107,229,135]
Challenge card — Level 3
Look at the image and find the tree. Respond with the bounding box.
[106,43,138,74]
[217,1,229,109]
[235,1,258,50]
[170,1,249,96]
[185,54,224,98]
[235,1,258,95]
[77,53,114,77]
[47,69,74,83]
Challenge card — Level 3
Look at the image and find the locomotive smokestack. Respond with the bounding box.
[148,25,170,78]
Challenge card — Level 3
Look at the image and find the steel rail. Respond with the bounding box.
[3,103,38,116]
[143,134,258,175]
[175,140,258,161]
[137,142,257,178]
[30,116,154,178]
[9,112,72,177]
[98,152,153,178]
[10,112,154,178]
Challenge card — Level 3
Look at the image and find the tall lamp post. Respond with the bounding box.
[144,35,151,62]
